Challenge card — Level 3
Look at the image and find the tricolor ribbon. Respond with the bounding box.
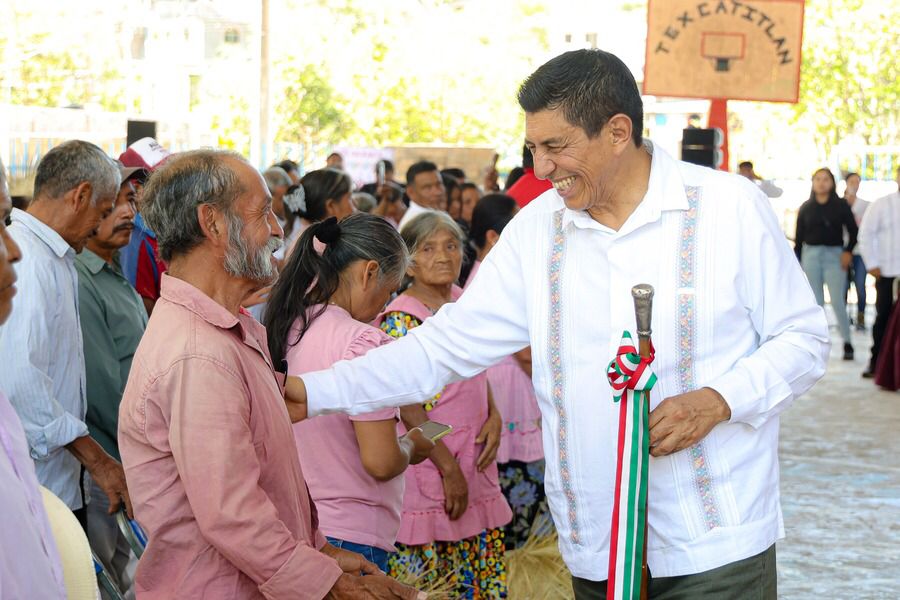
[606,331,656,600]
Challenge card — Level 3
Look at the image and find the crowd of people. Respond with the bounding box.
[0,47,898,600]
[787,165,900,381]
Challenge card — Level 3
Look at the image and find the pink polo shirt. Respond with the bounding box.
[287,305,402,552]
[118,274,342,599]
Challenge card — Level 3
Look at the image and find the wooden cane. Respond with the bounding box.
[632,284,654,600]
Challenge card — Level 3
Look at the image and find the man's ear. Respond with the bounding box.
[607,113,635,154]
[68,182,94,214]
[197,204,226,246]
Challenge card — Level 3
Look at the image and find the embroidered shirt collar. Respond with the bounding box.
[561,140,690,235]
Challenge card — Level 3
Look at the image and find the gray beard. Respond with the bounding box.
[223,214,283,283]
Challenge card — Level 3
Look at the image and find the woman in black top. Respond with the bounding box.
[794,168,858,359]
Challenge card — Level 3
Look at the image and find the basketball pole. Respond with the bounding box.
[707,98,729,171]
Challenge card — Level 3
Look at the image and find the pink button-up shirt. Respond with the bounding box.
[118,274,342,599]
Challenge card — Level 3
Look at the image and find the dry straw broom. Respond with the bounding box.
[506,517,572,599]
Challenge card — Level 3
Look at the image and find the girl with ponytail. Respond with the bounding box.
[264,213,433,571]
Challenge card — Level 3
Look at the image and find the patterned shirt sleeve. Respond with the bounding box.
[379,312,441,410]
[379,311,421,339]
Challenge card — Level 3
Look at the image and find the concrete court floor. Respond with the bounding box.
[777,317,900,598]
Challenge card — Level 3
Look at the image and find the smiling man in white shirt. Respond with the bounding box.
[288,50,829,598]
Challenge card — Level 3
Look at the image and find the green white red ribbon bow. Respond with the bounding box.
[606,331,656,600]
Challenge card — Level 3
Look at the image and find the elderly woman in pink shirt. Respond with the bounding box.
[380,212,512,599]
[265,213,434,573]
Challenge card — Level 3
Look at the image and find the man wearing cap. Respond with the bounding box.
[75,163,148,595]
[0,140,132,531]
[118,137,170,316]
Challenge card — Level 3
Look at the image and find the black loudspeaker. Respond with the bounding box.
[681,128,721,168]
[127,120,157,146]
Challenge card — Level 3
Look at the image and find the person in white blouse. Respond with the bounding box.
[287,50,829,598]
[0,141,132,529]
[858,166,900,378]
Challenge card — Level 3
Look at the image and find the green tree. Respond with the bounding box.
[793,0,899,155]
[274,63,354,147]
[211,95,252,157]
[0,31,126,111]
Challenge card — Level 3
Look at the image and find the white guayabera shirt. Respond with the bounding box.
[303,141,830,580]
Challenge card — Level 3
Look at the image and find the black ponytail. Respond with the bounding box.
[264,213,409,366]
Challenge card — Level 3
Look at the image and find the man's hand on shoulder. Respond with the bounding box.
[648,387,731,457]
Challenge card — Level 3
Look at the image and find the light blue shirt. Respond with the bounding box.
[0,208,90,509]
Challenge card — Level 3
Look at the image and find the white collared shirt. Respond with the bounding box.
[303,141,829,578]
[858,190,900,277]
[398,200,432,231]
[0,208,89,510]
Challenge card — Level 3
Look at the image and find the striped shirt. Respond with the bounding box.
[0,208,89,510]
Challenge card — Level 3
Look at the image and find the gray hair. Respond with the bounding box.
[32,140,120,203]
[141,148,247,262]
[400,210,465,258]
[262,166,292,193]
[351,192,376,213]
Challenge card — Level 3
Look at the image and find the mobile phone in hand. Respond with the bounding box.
[418,420,453,442]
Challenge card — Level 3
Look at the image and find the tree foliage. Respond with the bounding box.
[271,0,548,156]
[793,0,899,154]
[0,31,125,111]
[275,64,354,147]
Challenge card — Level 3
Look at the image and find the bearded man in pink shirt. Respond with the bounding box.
[117,149,423,600]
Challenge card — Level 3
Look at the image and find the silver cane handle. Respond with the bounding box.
[631,284,654,340]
